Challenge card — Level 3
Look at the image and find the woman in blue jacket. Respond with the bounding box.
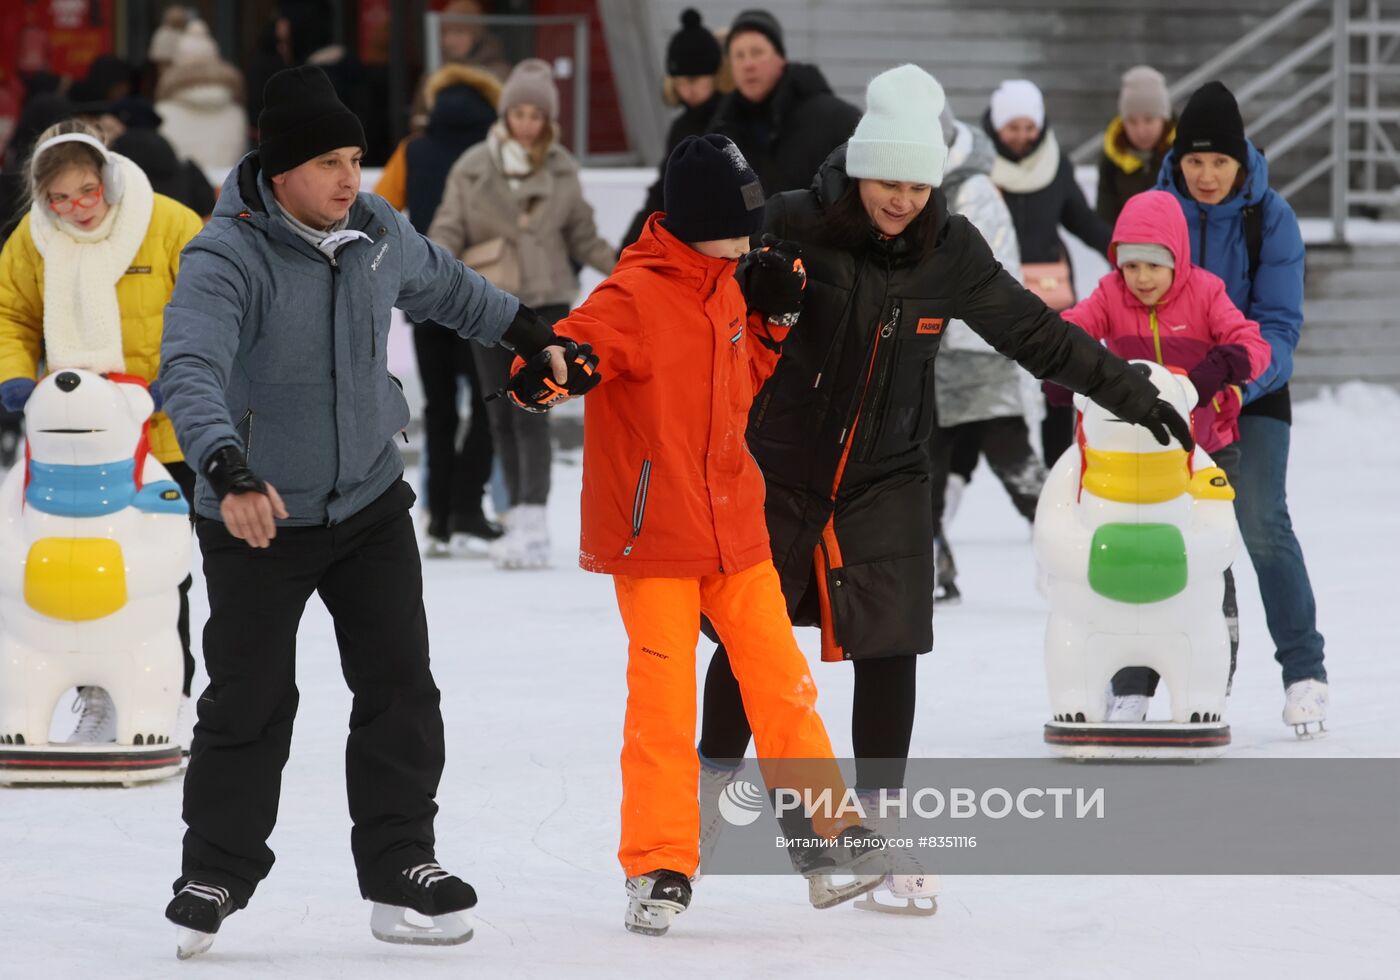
[1128,81,1328,735]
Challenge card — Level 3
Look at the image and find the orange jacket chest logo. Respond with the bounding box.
[917,317,945,335]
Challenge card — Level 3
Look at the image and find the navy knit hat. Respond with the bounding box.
[662,135,766,242]
[727,9,785,57]
[258,66,367,176]
[667,9,722,77]
[1174,81,1248,167]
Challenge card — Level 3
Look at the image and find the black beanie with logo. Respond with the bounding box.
[258,66,367,176]
[662,134,766,242]
[1173,81,1248,167]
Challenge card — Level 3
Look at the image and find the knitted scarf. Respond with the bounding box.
[27,154,154,374]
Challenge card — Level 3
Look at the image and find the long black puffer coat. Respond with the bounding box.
[748,148,1160,661]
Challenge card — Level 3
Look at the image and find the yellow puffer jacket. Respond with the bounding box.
[0,193,203,463]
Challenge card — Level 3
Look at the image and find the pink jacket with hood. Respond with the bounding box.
[1062,190,1271,453]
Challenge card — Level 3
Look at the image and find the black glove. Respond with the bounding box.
[504,337,601,413]
[734,235,806,320]
[499,303,557,358]
[1136,398,1196,453]
[204,444,267,500]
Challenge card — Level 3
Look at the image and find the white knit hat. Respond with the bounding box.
[173,21,221,67]
[989,79,1045,130]
[846,64,948,186]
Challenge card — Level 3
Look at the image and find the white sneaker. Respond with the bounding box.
[1106,695,1150,723]
[1283,679,1328,738]
[424,536,452,559]
[68,686,117,743]
[496,503,549,570]
[944,473,967,527]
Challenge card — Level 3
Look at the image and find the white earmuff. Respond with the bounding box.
[31,132,123,208]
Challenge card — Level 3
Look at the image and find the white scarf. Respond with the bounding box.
[27,154,154,375]
[490,122,536,192]
[990,130,1061,195]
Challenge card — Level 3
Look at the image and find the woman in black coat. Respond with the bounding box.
[699,68,1190,798]
[619,9,728,250]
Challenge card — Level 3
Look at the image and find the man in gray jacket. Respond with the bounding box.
[159,66,593,956]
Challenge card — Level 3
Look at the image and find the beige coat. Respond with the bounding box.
[427,127,615,308]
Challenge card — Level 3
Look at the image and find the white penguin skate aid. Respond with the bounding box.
[1034,362,1238,761]
[0,371,189,785]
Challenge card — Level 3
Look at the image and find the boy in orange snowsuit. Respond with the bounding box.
[505,135,882,936]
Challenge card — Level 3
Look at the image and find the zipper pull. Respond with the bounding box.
[881,303,900,338]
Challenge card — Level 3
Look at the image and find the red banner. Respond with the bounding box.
[2,0,116,81]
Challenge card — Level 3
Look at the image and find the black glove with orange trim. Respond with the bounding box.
[735,235,806,323]
[504,338,601,413]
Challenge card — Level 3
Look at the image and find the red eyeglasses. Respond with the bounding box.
[48,185,104,214]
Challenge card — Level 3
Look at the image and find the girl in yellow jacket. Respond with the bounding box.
[0,118,203,742]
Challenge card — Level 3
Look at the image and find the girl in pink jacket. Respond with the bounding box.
[1060,189,1272,723]
[1061,189,1271,455]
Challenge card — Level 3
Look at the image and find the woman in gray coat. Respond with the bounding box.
[429,59,615,569]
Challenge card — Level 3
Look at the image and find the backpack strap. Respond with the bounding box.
[1242,204,1264,282]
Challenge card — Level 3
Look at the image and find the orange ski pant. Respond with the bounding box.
[613,558,849,878]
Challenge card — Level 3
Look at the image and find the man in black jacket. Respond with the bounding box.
[708,10,862,197]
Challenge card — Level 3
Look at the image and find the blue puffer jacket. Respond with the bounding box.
[1156,141,1304,403]
[161,152,518,525]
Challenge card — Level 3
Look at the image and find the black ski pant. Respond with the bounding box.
[177,480,444,906]
[1042,399,1076,467]
[700,647,918,791]
[412,319,493,536]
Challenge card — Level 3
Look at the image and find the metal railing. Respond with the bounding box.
[423,13,593,163]
[1071,0,1400,244]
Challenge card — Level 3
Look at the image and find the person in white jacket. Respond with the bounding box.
[154,21,250,173]
[928,104,1047,603]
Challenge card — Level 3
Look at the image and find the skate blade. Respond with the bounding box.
[854,892,939,916]
[806,872,885,910]
[1292,720,1327,739]
[369,904,473,946]
[175,927,215,960]
[624,899,684,937]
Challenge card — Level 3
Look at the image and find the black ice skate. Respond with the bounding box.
[624,869,692,936]
[165,881,235,960]
[366,862,477,946]
[792,826,889,909]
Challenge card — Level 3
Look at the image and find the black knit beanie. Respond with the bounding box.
[258,66,367,176]
[1174,81,1248,166]
[727,9,785,57]
[662,135,766,242]
[667,9,722,77]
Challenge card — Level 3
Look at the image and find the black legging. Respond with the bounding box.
[412,319,494,536]
[930,417,1045,532]
[700,644,917,791]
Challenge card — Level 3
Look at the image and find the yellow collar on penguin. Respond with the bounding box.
[1081,446,1192,503]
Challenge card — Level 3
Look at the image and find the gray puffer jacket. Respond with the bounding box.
[936,120,1035,428]
[161,152,518,525]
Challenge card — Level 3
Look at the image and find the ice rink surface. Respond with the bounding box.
[2,382,1398,979]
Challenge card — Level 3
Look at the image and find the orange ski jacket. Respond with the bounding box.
[559,215,789,577]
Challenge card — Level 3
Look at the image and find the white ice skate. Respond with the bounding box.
[492,505,550,570]
[369,904,473,946]
[851,802,939,916]
[624,870,692,936]
[855,871,943,917]
[1105,694,1151,723]
[165,881,234,960]
[67,686,117,743]
[800,826,888,909]
[1283,679,1329,738]
[367,863,476,946]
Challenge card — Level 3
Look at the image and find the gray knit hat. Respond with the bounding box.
[499,58,559,121]
[1119,66,1171,120]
